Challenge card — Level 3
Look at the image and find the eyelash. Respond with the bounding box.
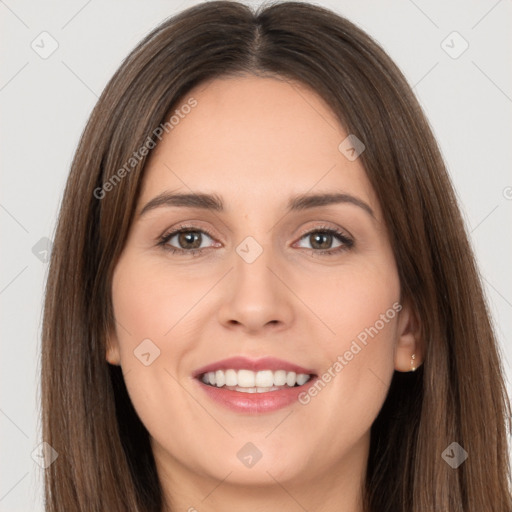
[157,224,354,257]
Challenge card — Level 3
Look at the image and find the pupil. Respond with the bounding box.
[179,231,201,249]
[312,233,331,249]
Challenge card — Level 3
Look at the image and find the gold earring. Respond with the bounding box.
[410,353,417,372]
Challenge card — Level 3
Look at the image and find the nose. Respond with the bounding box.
[216,241,295,334]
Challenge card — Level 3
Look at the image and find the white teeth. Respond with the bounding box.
[225,369,237,386]
[273,370,287,386]
[234,386,281,393]
[200,369,312,389]
[255,370,273,387]
[296,373,309,386]
[286,371,297,387]
[237,369,255,387]
[215,370,225,387]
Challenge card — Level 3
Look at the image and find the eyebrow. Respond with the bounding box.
[139,191,375,218]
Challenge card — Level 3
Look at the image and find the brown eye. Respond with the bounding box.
[176,231,203,249]
[159,228,218,254]
[295,228,353,254]
[308,232,335,250]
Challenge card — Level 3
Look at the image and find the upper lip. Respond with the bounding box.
[192,356,316,378]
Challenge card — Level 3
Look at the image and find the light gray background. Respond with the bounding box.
[1,0,511,510]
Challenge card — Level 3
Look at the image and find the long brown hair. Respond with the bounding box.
[41,1,512,510]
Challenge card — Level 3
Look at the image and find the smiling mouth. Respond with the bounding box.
[198,368,315,393]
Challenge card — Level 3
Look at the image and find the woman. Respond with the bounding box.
[41,1,512,511]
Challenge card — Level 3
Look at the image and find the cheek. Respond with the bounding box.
[110,259,209,466]
[111,258,201,347]
[292,263,400,442]
[297,258,400,354]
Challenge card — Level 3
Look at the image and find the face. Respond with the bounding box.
[107,75,420,497]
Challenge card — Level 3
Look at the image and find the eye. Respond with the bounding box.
[157,226,219,256]
[294,226,354,255]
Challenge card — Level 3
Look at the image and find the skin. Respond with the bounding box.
[106,75,422,512]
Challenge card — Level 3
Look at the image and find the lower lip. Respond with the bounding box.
[196,376,318,413]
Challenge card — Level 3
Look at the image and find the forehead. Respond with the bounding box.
[140,75,379,217]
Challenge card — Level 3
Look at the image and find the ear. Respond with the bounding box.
[105,328,121,366]
[394,299,423,372]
